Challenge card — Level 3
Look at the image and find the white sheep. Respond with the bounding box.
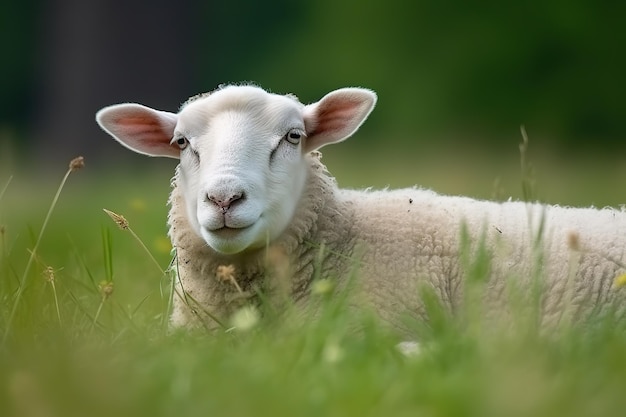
[96,84,626,332]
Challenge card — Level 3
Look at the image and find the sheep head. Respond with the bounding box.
[96,85,376,254]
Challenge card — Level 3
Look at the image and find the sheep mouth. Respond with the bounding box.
[209,225,251,237]
[204,214,261,235]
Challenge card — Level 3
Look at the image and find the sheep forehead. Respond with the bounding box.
[177,85,305,139]
[182,84,302,107]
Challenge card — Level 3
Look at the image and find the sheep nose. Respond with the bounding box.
[207,191,243,211]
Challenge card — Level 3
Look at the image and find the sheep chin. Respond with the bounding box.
[200,222,267,255]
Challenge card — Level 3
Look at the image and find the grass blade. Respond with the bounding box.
[1,157,84,348]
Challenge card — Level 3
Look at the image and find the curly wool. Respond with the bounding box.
[168,152,626,331]
[167,151,351,328]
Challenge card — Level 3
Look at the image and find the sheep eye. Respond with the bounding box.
[174,137,188,150]
[285,129,303,145]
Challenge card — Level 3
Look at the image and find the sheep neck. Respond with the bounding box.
[166,151,349,325]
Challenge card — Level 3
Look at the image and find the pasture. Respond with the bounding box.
[1,142,626,417]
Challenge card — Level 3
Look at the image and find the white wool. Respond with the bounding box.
[96,84,626,332]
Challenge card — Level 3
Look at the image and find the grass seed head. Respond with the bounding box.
[567,232,581,252]
[216,264,236,283]
[43,266,55,282]
[103,208,129,230]
[69,156,85,172]
[98,280,114,299]
[216,264,243,293]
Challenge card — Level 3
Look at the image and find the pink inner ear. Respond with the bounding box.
[310,97,364,137]
[117,115,163,129]
[115,116,170,142]
[98,102,180,158]
[99,106,180,158]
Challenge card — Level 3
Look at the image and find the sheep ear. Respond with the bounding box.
[96,103,180,158]
[303,88,377,152]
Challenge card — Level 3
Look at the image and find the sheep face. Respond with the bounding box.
[174,88,309,254]
[96,84,376,255]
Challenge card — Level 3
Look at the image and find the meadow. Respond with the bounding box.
[2,141,626,417]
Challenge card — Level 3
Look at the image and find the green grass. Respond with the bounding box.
[2,147,626,417]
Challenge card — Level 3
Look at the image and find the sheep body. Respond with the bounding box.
[169,152,626,330]
[344,187,626,329]
[96,84,626,332]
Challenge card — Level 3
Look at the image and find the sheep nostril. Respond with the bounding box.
[207,192,244,211]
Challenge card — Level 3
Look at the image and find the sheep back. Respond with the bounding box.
[342,188,626,330]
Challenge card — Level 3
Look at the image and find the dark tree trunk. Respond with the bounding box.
[33,0,196,167]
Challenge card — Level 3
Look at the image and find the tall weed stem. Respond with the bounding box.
[102,209,165,275]
[44,266,62,326]
[1,157,84,347]
[0,175,12,203]
[519,125,536,202]
[103,208,174,332]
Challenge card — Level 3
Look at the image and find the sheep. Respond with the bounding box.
[96,84,626,333]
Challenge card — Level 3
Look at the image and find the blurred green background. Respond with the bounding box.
[1,0,625,204]
[2,4,626,416]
